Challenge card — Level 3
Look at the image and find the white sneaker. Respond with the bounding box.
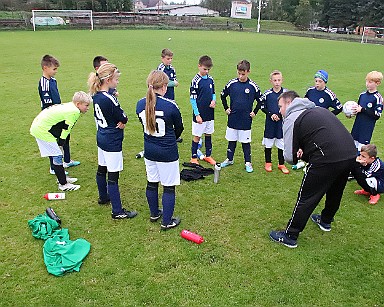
[245,162,254,173]
[58,183,80,191]
[57,176,78,184]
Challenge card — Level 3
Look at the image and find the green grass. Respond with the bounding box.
[0,11,25,19]
[1,29,384,306]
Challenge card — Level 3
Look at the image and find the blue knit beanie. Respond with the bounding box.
[314,70,328,83]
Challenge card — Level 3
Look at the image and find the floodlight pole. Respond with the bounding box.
[257,0,261,33]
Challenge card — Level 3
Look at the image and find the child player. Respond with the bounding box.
[157,49,178,101]
[93,55,108,71]
[304,69,343,115]
[350,71,383,152]
[351,144,384,205]
[38,55,80,174]
[92,55,118,97]
[190,55,216,165]
[220,60,262,173]
[156,48,182,143]
[136,70,184,230]
[30,91,92,191]
[261,70,290,174]
[88,63,137,220]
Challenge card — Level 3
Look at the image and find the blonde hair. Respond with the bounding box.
[145,70,169,135]
[366,71,383,83]
[361,144,378,158]
[270,69,282,79]
[88,63,120,95]
[72,91,92,105]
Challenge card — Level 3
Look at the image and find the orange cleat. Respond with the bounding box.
[278,164,290,174]
[354,189,370,196]
[265,162,272,172]
[369,194,380,205]
[203,156,216,165]
[190,158,199,165]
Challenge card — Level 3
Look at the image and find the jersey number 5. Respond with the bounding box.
[138,110,166,137]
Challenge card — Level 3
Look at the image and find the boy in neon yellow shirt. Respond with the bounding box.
[30,91,91,191]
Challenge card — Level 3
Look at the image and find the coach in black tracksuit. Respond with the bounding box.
[270,91,356,248]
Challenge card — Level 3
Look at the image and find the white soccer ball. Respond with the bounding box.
[168,37,172,41]
[343,101,358,118]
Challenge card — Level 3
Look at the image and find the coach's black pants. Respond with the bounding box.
[286,158,355,239]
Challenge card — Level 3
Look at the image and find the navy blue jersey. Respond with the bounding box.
[361,157,384,193]
[351,90,383,144]
[157,63,177,100]
[190,74,215,122]
[220,78,261,130]
[108,88,117,96]
[93,91,128,152]
[305,86,342,115]
[38,76,61,110]
[261,88,286,139]
[136,95,184,162]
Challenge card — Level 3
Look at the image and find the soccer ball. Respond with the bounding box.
[343,101,358,118]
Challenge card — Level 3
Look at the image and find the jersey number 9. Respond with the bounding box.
[94,104,108,128]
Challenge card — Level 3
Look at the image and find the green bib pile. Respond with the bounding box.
[28,212,91,276]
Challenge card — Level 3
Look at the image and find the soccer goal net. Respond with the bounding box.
[361,26,384,44]
[31,10,93,31]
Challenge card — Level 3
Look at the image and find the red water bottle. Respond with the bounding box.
[43,193,65,200]
[181,230,204,244]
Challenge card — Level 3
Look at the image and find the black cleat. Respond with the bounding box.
[161,217,181,230]
[112,208,138,219]
[150,209,163,222]
[98,198,110,205]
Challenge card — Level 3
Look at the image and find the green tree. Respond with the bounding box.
[200,0,232,16]
[294,0,313,28]
[322,0,353,27]
[258,0,285,21]
[357,0,384,27]
[281,0,299,22]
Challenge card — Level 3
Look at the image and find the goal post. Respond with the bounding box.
[361,26,384,44]
[31,10,93,31]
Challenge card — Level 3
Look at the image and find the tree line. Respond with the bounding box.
[201,0,384,29]
[1,0,133,12]
[2,0,383,28]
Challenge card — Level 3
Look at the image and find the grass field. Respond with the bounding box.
[1,29,384,306]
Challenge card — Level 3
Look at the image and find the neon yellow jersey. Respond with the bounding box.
[30,102,80,142]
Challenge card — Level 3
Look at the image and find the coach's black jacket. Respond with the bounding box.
[283,98,356,165]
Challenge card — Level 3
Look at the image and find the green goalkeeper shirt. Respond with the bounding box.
[30,102,80,142]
